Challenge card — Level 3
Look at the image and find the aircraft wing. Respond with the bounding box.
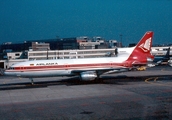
[71,67,129,75]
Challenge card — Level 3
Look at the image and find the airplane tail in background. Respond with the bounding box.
[164,47,170,59]
[126,31,154,66]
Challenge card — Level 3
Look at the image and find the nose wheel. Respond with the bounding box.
[29,78,34,85]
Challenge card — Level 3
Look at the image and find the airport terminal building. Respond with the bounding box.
[0,36,171,69]
[0,36,119,69]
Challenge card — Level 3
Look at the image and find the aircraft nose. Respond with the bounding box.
[3,70,12,76]
[3,70,18,76]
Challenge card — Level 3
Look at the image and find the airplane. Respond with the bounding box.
[154,47,171,65]
[4,31,154,84]
[148,47,171,67]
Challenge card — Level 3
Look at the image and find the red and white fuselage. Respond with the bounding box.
[5,54,131,77]
[4,31,154,81]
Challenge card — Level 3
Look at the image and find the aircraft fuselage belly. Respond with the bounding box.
[6,70,72,77]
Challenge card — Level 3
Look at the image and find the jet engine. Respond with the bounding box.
[80,71,98,81]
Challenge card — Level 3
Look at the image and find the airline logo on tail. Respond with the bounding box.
[139,37,151,52]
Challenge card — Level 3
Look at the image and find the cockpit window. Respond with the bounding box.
[8,67,14,70]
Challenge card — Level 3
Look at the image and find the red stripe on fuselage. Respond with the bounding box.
[7,63,127,72]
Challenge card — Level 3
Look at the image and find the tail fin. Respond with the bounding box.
[135,31,153,54]
[127,31,154,66]
[164,47,170,59]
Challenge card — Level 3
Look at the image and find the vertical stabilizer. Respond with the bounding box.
[126,31,154,66]
[164,47,170,59]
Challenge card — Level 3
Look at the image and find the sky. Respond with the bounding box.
[0,0,172,46]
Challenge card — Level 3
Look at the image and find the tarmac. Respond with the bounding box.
[0,66,172,119]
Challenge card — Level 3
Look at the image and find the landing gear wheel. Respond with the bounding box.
[29,78,34,85]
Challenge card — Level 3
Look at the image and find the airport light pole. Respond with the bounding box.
[57,50,59,59]
[120,34,123,47]
[47,48,49,59]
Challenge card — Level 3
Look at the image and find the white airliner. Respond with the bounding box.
[4,31,154,84]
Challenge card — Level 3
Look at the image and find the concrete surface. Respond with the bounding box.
[0,66,172,119]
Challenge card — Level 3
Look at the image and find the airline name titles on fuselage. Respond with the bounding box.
[36,62,58,66]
